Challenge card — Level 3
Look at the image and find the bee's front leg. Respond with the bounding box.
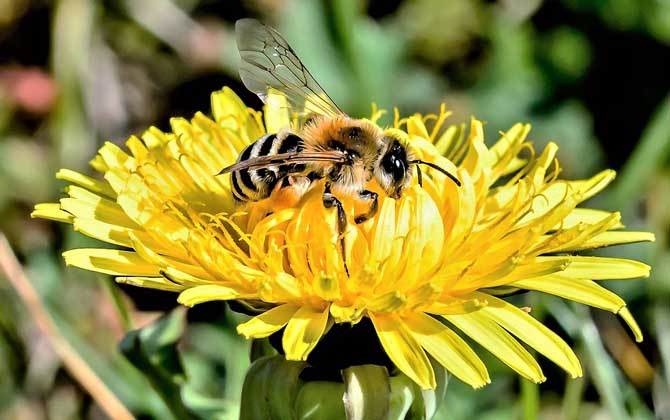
[322,183,349,276]
[354,190,378,224]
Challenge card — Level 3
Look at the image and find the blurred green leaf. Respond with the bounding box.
[521,378,539,420]
[543,27,592,81]
[179,313,248,419]
[561,376,586,420]
[120,308,192,419]
[51,0,97,170]
[610,95,670,209]
[547,300,630,419]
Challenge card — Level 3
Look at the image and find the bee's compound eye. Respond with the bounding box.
[328,140,346,152]
[382,154,405,181]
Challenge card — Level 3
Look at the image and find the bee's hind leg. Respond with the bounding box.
[322,183,349,276]
[354,190,378,224]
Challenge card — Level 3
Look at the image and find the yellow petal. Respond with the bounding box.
[433,123,465,157]
[369,197,396,264]
[368,291,407,312]
[62,249,159,276]
[212,87,264,141]
[72,219,133,248]
[404,312,490,388]
[369,312,436,389]
[443,311,545,383]
[89,154,108,173]
[177,285,242,307]
[140,126,170,148]
[406,115,430,139]
[403,188,444,284]
[125,135,148,159]
[211,87,247,124]
[283,305,330,361]
[116,276,183,292]
[574,169,616,201]
[488,123,531,179]
[313,273,341,301]
[98,141,134,170]
[460,118,488,178]
[542,256,651,280]
[570,231,655,250]
[56,169,116,198]
[31,203,74,223]
[161,266,215,287]
[618,307,643,342]
[513,275,625,313]
[237,303,300,339]
[61,188,139,229]
[422,296,488,315]
[474,292,582,378]
[554,208,623,230]
[512,276,644,342]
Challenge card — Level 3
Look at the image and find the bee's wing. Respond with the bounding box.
[235,18,345,117]
[218,150,346,175]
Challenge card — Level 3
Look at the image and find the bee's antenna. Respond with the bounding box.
[410,160,461,187]
[416,164,423,187]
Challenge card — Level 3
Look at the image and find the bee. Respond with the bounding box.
[220,19,460,272]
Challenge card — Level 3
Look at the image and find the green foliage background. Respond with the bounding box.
[0,0,668,418]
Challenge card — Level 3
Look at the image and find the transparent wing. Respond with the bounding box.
[235,18,345,117]
[218,151,346,175]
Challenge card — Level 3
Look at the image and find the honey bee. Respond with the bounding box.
[220,19,460,271]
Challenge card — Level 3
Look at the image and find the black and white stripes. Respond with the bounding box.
[230,133,305,201]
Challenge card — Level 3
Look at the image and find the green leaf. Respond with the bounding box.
[119,307,194,419]
[181,322,249,417]
[611,94,670,209]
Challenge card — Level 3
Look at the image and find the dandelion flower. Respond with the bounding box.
[32,87,654,390]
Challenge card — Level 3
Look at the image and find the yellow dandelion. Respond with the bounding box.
[32,87,654,390]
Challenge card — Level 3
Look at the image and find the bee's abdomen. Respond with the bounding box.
[231,133,305,202]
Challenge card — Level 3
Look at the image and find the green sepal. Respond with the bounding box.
[388,359,449,420]
[295,381,345,420]
[422,358,449,419]
[240,355,307,420]
[250,338,277,362]
[388,374,422,420]
[342,364,390,420]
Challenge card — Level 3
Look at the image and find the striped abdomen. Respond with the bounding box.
[231,133,306,202]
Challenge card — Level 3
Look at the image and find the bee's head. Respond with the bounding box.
[375,135,413,199]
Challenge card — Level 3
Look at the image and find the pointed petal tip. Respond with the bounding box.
[469,376,492,389]
[618,306,644,342]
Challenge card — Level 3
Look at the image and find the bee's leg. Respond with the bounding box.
[354,190,378,224]
[322,182,349,276]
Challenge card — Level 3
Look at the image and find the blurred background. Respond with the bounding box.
[0,0,668,418]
